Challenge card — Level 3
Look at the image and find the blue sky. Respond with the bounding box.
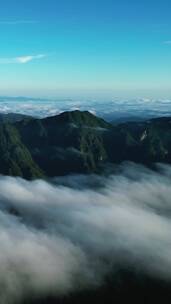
[0,0,171,98]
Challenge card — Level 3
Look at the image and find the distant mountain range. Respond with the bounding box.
[0,110,171,179]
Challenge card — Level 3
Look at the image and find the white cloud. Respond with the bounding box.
[0,54,47,64]
[0,97,171,121]
[0,163,171,302]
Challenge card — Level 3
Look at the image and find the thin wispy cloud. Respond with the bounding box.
[0,20,37,25]
[0,54,47,64]
[163,40,171,45]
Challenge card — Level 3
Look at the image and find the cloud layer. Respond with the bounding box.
[0,97,171,121]
[0,163,171,302]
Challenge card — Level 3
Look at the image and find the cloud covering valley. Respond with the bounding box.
[0,163,171,302]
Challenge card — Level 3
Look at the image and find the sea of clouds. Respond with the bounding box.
[0,97,171,121]
[1,162,171,303]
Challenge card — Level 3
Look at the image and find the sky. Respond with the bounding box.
[0,0,171,99]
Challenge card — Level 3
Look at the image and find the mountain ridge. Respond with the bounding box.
[0,110,171,179]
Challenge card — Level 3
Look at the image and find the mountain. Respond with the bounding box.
[0,124,43,179]
[0,110,171,179]
[110,117,171,164]
[43,110,110,127]
[15,110,110,176]
[0,113,32,123]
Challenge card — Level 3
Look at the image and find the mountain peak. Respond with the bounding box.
[44,110,111,128]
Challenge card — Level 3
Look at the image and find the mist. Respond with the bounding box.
[1,162,171,303]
